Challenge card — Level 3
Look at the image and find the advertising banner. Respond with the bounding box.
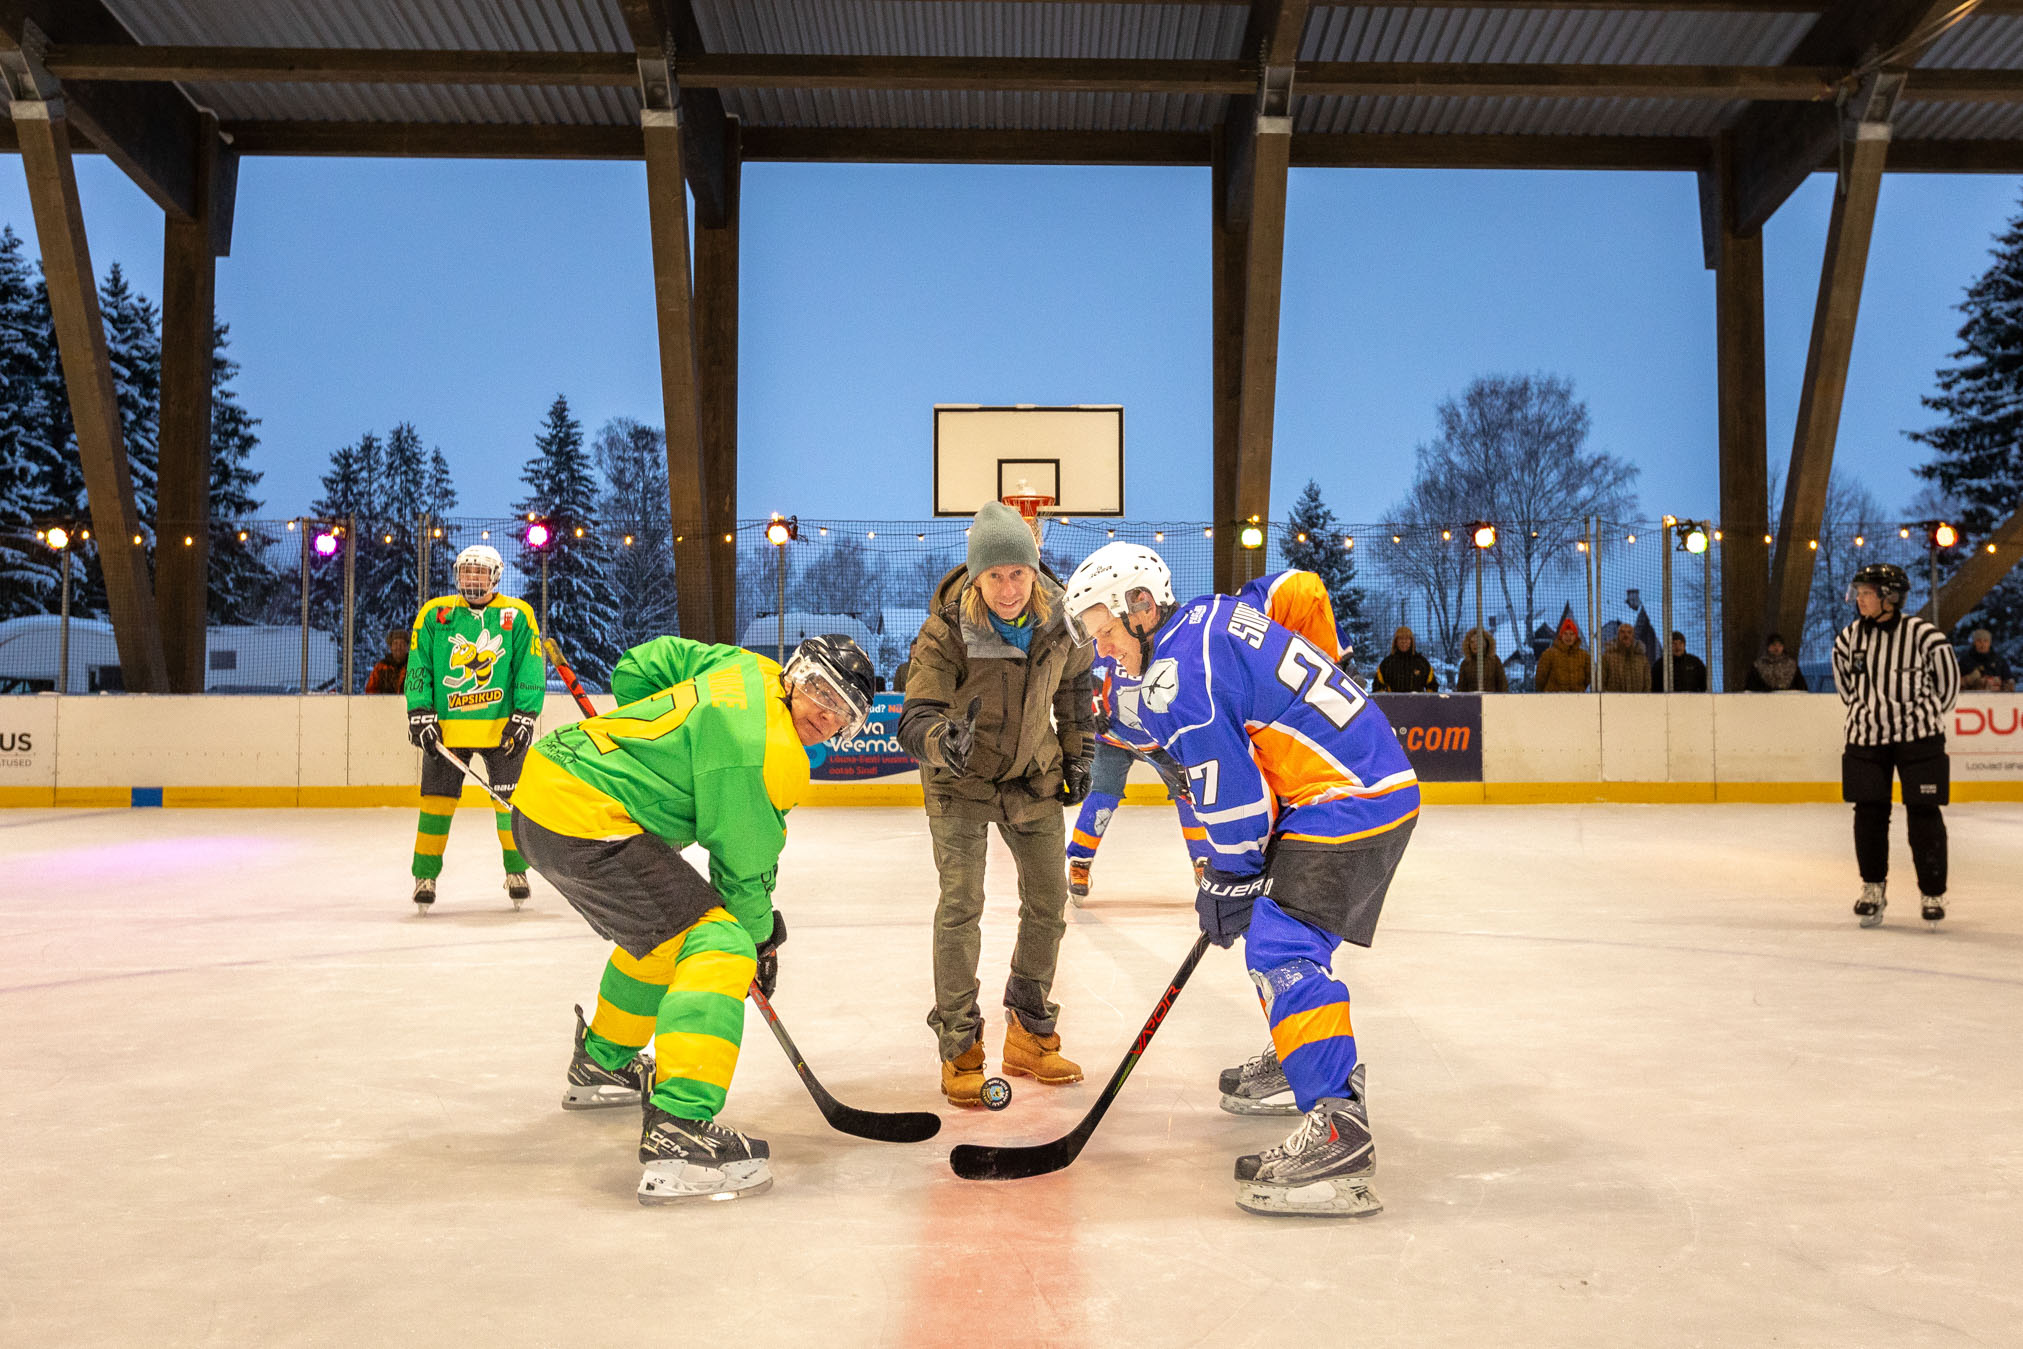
[808,692,916,781]
[1372,693,1483,782]
[0,697,57,790]
[1948,695,2023,779]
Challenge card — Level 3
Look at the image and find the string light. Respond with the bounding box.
[1343,536,1354,550]
[1153,531,1164,542]
[1808,539,1818,551]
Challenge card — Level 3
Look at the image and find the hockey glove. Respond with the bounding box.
[407,708,441,750]
[1146,746,1193,805]
[754,910,787,999]
[933,697,984,777]
[1194,866,1267,948]
[501,710,538,755]
[1060,755,1094,807]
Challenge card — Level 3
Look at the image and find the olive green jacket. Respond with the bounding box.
[898,566,1094,825]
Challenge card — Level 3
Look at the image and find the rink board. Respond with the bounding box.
[0,692,2020,805]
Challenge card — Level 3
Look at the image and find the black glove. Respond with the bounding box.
[754,910,787,999]
[501,710,537,755]
[1089,685,1112,737]
[1194,866,1267,948]
[407,708,441,750]
[1060,755,1093,807]
[934,697,983,777]
[1146,746,1193,804]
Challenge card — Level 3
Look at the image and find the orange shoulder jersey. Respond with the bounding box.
[1100,590,1418,873]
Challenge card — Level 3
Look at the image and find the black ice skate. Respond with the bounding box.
[1234,1063,1381,1218]
[412,877,435,916]
[561,1005,651,1111]
[1854,881,1886,928]
[504,872,531,909]
[637,1103,772,1204]
[1218,1044,1298,1116]
[1922,894,1946,928]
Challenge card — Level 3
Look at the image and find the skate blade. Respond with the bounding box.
[1234,1176,1383,1218]
[414,904,432,917]
[1858,913,1884,928]
[1219,1091,1300,1117]
[561,1086,646,1110]
[637,1159,772,1205]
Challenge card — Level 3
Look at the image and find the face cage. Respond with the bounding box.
[1067,589,1165,648]
[457,564,498,601]
[784,655,871,741]
[1845,580,1905,609]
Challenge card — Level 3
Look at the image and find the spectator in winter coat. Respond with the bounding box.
[1745,633,1808,691]
[1957,629,2014,691]
[1600,622,1651,693]
[1453,627,1508,692]
[1656,632,1710,692]
[364,628,410,694]
[1534,618,1591,692]
[1374,626,1439,693]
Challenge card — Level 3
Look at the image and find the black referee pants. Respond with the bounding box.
[1842,736,1948,896]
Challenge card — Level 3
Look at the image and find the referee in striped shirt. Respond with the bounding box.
[1832,562,1961,928]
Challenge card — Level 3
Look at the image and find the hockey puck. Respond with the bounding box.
[980,1077,1013,1111]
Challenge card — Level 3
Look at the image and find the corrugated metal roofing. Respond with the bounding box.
[1296,94,1741,139]
[721,86,1226,131]
[692,1,1248,59]
[1301,5,1814,66]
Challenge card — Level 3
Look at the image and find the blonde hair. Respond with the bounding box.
[962,571,1053,628]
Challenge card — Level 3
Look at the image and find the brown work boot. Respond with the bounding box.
[941,1041,987,1107]
[1003,1018,1083,1085]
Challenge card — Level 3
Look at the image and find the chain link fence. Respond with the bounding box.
[0,513,1970,694]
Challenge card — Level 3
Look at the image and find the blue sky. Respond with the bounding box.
[2,155,2017,528]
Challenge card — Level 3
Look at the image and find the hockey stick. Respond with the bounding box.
[542,636,599,718]
[431,740,513,812]
[949,932,1212,1180]
[747,981,943,1143]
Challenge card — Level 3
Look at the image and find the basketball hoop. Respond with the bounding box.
[1001,491,1054,549]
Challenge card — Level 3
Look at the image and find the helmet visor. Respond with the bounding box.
[1067,600,1123,647]
[784,654,872,741]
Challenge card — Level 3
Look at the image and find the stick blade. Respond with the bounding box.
[826,1104,943,1144]
[948,1137,1080,1181]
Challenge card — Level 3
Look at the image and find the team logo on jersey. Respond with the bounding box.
[444,629,504,690]
[1142,658,1181,713]
[1114,686,1145,732]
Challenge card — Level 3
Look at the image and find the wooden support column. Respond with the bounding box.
[1701,135,1770,690]
[695,120,739,644]
[157,112,235,692]
[1210,123,1246,596]
[1935,506,2023,629]
[638,51,716,644]
[1769,75,1898,654]
[8,92,167,690]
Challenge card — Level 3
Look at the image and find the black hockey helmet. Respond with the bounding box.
[782,634,876,739]
[1847,562,1911,610]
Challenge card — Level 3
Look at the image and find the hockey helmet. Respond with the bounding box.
[455,544,504,603]
[1847,562,1911,610]
[1062,542,1176,647]
[783,634,876,741]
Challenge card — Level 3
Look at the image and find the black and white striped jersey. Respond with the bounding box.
[1831,613,1960,746]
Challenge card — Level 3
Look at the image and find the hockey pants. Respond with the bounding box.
[412,742,527,879]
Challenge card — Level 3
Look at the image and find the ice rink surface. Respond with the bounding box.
[4,801,2021,1348]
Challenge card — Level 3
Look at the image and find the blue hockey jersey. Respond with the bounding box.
[1100,591,1419,874]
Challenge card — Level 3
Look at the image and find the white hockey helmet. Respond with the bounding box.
[455,544,504,602]
[1062,542,1176,646]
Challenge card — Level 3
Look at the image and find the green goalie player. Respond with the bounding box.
[403,544,544,913]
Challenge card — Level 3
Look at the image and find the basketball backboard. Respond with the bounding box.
[932,406,1124,518]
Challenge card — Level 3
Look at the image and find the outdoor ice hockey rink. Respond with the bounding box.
[5,799,2018,1347]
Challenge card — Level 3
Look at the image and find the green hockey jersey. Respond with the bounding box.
[405,594,545,748]
[511,637,808,942]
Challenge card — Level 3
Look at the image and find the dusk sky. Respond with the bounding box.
[3,155,2018,529]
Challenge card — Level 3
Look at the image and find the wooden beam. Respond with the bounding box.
[1,3,207,219]
[1704,137,1772,690]
[1768,112,1892,655]
[617,0,734,233]
[156,112,233,694]
[1935,506,2023,630]
[10,98,168,691]
[1211,126,1246,595]
[1293,132,1711,170]
[222,120,643,159]
[740,126,1209,164]
[696,121,740,646]
[44,45,637,86]
[1728,0,1963,233]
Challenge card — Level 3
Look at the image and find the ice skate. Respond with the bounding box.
[412,877,435,916]
[1922,894,1946,929]
[561,1005,651,1110]
[1234,1064,1382,1218]
[1068,857,1092,903]
[637,1103,771,1204]
[1218,1043,1298,1116]
[504,872,531,909]
[1853,880,1886,928]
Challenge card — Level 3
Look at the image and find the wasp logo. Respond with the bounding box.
[444,629,504,690]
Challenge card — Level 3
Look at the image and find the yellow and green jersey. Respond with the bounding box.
[512,637,808,944]
[405,594,545,748]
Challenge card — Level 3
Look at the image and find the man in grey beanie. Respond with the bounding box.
[898,502,1095,1105]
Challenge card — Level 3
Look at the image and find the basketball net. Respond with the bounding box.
[1001,489,1054,550]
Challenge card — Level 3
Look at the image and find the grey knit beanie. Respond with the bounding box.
[967,501,1040,576]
